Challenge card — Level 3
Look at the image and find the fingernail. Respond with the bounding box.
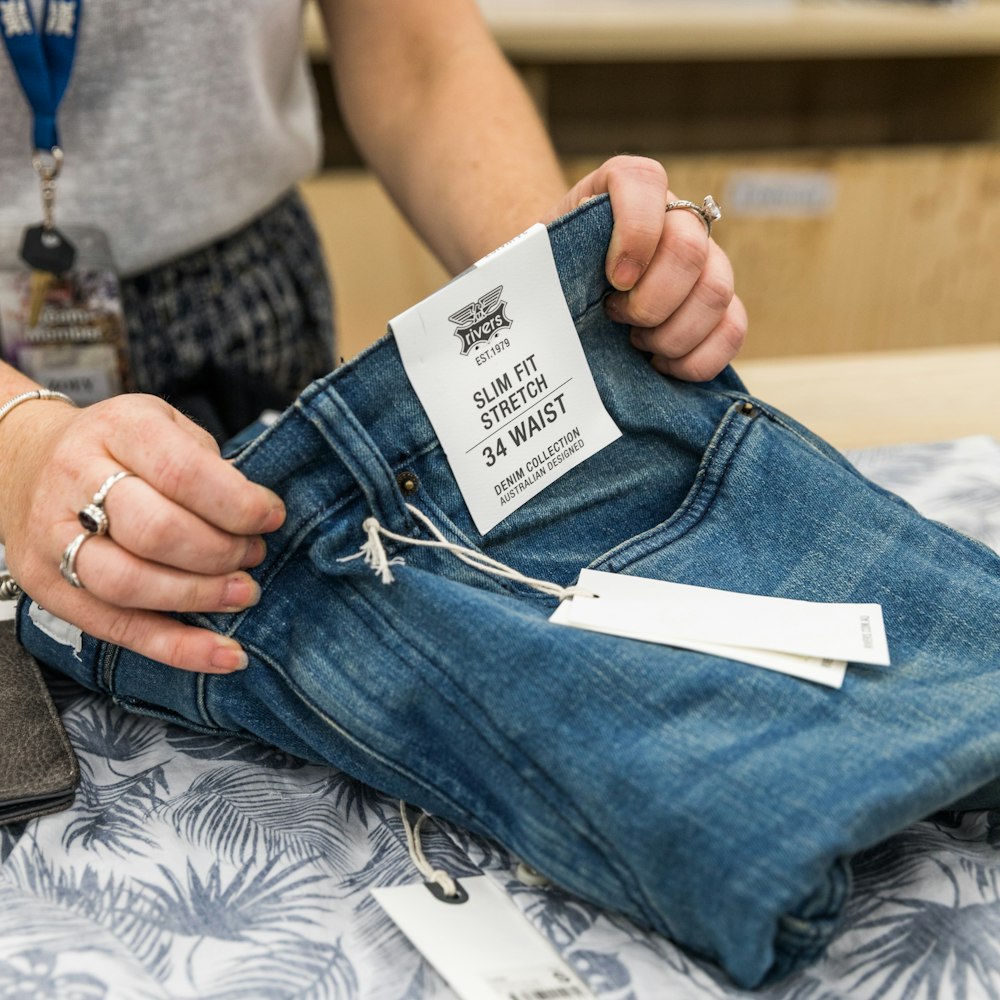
[261,502,286,533]
[611,257,642,291]
[241,538,267,568]
[223,576,261,611]
[604,295,623,322]
[211,644,249,672]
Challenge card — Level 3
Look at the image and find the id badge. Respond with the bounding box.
[0,225,131,405]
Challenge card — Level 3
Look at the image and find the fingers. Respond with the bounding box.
[543,155,669,293]
[602,157,670,292]
[594,168,746,382]
[39,580,250,674]
[626,240,735,359]
[103,398,285,536]
[650,295,749,383]
[4,392,284,675]
[98,474,266,575]
[64,529,260,615]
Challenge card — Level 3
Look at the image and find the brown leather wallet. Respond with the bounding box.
[0,617,78,825]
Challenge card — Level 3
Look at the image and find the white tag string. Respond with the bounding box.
[353,517,406,584]
[400,800,459,898]
[338,502,592,602]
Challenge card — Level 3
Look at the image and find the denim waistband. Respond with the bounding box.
[229,195,746,549]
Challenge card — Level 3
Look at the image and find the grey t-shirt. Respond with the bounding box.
[0,0,322,276]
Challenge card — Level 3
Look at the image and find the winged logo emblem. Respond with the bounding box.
[449,285,512,355]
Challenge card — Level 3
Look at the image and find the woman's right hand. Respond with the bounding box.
[0,391,285,673]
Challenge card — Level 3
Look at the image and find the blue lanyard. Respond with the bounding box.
[0,0,83,151]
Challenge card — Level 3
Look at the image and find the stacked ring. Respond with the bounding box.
[60,470,136,590]
[59,532,93,589]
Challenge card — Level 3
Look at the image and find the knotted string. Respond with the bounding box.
[339,502,593,602]
[400,801,459,899]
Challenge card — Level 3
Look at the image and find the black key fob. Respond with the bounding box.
[20,225,76,274]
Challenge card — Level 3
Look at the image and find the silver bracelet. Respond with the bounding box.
[0,389,75,425]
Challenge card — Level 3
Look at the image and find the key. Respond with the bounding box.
[26,270,54,328]
[20,225,75,329]
[20,224,76,275]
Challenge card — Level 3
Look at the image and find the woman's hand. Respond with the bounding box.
[0,393,284,673]
[545,155,749,382]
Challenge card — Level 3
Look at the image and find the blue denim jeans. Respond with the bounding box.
[18,196,1000,989]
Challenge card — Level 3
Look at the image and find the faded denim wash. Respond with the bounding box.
[18,196,1000,988]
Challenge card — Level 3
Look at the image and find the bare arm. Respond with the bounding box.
[319,0,565,272]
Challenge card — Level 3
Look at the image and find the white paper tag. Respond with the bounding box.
[390,225,621,534]
[662,637,848,689]
[373,875,594,1000]
[551,569,890,687]
[27,601,82,659]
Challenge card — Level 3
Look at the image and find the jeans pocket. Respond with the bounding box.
[584,397,760,576]
[410,393,763,593]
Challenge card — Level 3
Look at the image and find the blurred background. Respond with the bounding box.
[300,0,1000,446]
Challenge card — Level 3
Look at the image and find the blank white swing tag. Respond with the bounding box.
[550,569,891,689]
[390,225,621,534]
[373,875,594,1000]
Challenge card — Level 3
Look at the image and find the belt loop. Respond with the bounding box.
[298,382,413,536]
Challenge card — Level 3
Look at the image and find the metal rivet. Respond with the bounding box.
[396,470,420,494]
[740,401,756,416]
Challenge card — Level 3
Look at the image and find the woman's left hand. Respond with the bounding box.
[544,155,748,382]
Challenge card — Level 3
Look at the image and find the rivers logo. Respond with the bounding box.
[448,285,512,355]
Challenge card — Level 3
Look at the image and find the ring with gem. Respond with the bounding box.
[78,470,135,536]
[665,195,722,237]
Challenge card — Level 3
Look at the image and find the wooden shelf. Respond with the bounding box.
[478,1,1000,62]
[306,2,1000,63]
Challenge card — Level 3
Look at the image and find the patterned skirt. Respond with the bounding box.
[121,191,335,441]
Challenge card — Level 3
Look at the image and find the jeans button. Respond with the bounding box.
[396,470,420,494]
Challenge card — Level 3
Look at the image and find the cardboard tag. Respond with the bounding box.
[663,637,847,689]
[551,569,890,687]
[373,875,594,1000]
[390,225,621,534]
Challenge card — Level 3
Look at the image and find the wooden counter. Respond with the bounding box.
[737,345,999,449]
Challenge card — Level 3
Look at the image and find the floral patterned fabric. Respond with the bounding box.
[1,435,999,1000]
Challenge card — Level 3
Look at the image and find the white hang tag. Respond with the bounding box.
[390,225,621,535]
[373,875,594,1000]
[551,569,890,686]
[656,636,847,689]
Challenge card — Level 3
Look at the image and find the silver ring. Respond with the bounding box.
[665,195,722,237]
[78,470,134,536]
[60,532,95,589]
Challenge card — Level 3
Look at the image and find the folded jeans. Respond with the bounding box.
[18,195,1000,988]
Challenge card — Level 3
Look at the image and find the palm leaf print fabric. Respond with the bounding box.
[1,435,999,999]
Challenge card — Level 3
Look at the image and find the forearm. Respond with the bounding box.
[320,0,566,273]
